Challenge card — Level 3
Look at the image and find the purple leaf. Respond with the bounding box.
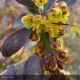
[23,54,43,75]
[0,77,5,80]
[13,13,27,28]
[1,28,31,57]
[7,64,16,75]
[23,54,45,79]
[16,0,39,14]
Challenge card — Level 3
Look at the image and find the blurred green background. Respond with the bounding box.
[0,0,80,75]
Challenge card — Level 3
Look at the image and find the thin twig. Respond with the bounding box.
[52,23,76,26]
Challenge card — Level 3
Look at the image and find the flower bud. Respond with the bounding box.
[43,62,49,71]
[37,40,44,49]
[58,50,68,60]
[51,42,58,49]
[56,41,61,47]
[59,28,65,36]
[38,48,47,56]
[57,60,65,69]
[29,31,39,41]
[49,62,57,71]
[51,41,61,50]
[60,6,69,16]
[49,56,57,71]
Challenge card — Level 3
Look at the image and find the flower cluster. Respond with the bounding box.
[48,1,69,23]
[21,1,69,38]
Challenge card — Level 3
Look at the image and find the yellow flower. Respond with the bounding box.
[32,0,48,7]
[21,13,33,29]
[49,1,69,23]
[21,14,51,34]
[48,8,62,23]
[36,20,52,33]
[32,15,51,33]
[32,15,44,30]
[56,1,69,16]
[48,24,62,38]
[48,7,69,23]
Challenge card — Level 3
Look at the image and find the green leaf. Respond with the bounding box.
[44,0,55,11]
[41,31,50,51]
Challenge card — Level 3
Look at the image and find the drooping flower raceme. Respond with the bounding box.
[21,1,70,77]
